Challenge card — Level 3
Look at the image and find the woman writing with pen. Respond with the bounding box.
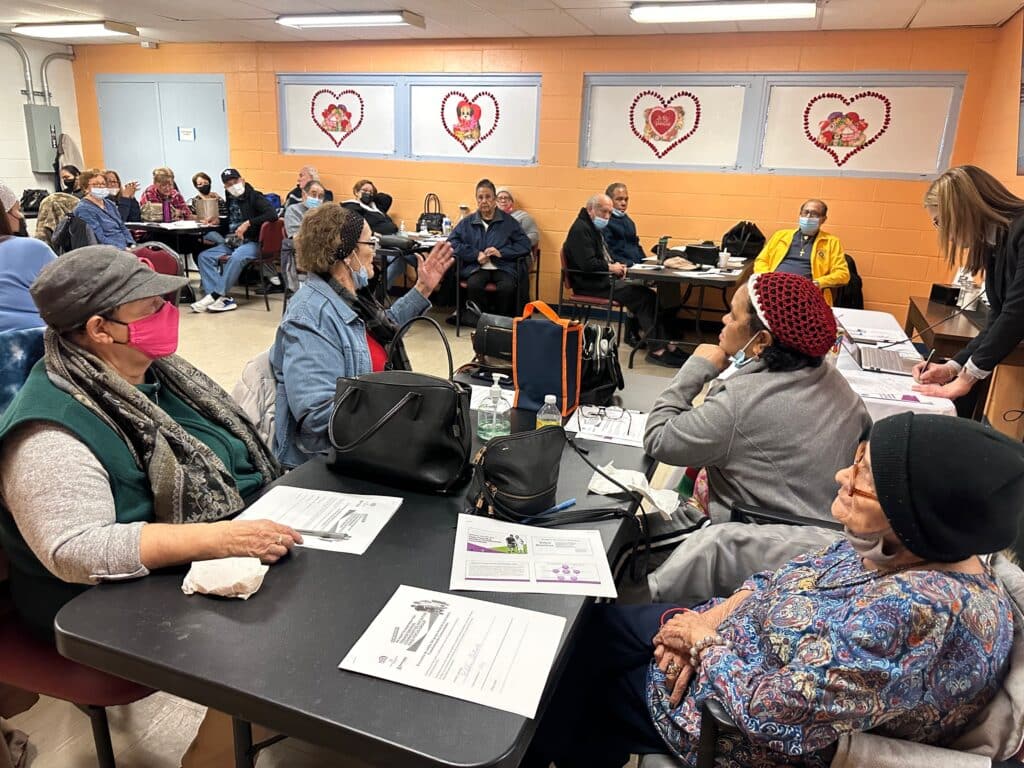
[914,166,1024,405]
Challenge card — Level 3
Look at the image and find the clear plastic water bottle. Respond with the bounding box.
[442,215,452,236]
[399,220,407,235]
[536,395,561,429]
[477,374,511,441]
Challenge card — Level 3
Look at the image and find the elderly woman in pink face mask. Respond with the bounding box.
[495,187,539,249]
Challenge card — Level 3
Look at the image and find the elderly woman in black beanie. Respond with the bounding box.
[525,412,1021,768]
[0,246,301,638]
[269,204,454,467]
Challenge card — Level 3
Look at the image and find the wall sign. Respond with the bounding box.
[280,81,395,156]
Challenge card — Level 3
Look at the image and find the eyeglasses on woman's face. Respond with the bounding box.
[847,443,878,501]
[356,236,379,250]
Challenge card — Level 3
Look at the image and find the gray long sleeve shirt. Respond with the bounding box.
[644,356,872,523]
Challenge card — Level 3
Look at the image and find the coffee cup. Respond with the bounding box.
[718,250,730,269]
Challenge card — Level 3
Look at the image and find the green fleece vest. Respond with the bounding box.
[0,360,157,633]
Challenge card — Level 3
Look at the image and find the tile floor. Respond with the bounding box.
[9,276,674,767]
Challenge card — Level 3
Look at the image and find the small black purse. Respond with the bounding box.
[471,312,513,370]
[328,316,472,493]
[415,193,445,234]
[467,427,566,520]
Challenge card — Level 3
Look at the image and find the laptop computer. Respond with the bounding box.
[838,320,920,376]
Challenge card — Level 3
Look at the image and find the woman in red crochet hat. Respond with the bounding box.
[639,271,872,567]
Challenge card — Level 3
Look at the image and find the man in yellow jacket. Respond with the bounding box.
[753,199,849,305]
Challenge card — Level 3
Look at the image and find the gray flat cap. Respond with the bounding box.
[31,245,189,332]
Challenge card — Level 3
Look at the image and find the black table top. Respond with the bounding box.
[55,415,653,767]
[627,264,747,286]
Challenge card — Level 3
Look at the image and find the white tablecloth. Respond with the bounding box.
[832,308,956,420]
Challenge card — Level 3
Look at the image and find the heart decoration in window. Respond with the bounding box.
[310,88,365,148]
[629,90,702,159]
[441,90,500,153]
[803,91,891,166]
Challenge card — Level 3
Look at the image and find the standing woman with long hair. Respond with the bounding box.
[914,165,1024,406]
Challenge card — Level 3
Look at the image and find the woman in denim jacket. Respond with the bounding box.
[270,204,454,467]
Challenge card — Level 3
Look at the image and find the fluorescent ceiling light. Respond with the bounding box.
[276,11,425,29]
[630,1,816,24]
[12,20,139,39]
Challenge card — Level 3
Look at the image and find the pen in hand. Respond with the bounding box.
[920,349,936,380]
[296,529,351,541]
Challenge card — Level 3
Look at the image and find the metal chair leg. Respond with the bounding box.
[233,717,255,768]
[85,705,116,768]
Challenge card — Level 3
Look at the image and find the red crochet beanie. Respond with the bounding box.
[747,273,837,357]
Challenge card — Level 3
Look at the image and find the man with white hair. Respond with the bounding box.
[563,194,686,367]
[283,166,334,208]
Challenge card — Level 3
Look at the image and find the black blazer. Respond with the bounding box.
[563,208,612,295]
[955,213,1024,372]
[113,195,141,223]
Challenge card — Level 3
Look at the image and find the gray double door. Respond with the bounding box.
[96,75,230,200]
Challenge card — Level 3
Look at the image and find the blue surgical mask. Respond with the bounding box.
[611,208,625,218]
[305,197,322,209]
[798,216,820,236]
[593,216,609,231]
[90,187,110,199]
[348,258,370,290]
[729,335,759,369]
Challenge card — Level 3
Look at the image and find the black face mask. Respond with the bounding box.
[196,184,212,195]
[360,192,374,205]
[15,218,28,237]
[62,179,76,192]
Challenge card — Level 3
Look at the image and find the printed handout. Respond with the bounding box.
[564,406,648,449]
[237,485,402,554]
[450,514,617,598]
[339,584,565,718]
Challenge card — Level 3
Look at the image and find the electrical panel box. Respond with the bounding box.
[24,104,62,174]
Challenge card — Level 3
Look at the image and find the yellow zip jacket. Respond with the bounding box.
[753,229,849,305]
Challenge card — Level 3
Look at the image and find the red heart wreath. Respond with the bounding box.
[441,90,500,153]
[310,88,365,148]
[802,91,891,167]
[629,90,702,159]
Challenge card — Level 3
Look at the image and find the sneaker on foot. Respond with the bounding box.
[207,296,238,313]
[190,294,216,313]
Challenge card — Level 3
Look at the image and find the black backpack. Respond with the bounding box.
[832,254,864,309]
[19,189,48,215]
[721,221,766,260]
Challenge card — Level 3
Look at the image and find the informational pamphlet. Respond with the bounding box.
[449,514,617,598]
[339,584,565,718]
[237,486,402,555]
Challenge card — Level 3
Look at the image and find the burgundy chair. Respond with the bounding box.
[219,219,285,311]
[131,242,187,306]
[557,247,624,345]
[0,551,153,768]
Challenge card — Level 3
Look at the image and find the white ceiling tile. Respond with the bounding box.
[471,0,558,10]
[821,0,920,29]
[912,0,1024,27]
[495,9,594,35]
[563,6,670,35]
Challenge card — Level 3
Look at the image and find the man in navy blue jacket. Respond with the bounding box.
[603,182,645,267]
[448,179,531,318]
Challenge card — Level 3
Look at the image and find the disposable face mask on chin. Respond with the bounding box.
[592,216,609,231]
[611,208,626,218]
[348,258,370,290]
[843,526,901,566]
[717,334,759,381]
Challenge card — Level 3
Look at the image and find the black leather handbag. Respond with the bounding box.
[415,193,445,234]
[471,312,513,370]
[328,316,472,493]
[579,323,624,406]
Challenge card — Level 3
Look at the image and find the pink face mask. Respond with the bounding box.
[496,197,513,213]
[106,301,180,359]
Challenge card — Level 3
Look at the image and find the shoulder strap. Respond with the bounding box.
[386,315,454,380]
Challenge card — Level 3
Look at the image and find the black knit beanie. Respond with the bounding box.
[869,412,1024,562]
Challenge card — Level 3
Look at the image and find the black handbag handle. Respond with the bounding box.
[387,315,455,381]
[423,193,441,214]
[328,388,423,452]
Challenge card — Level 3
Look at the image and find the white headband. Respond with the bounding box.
[746,274,771,332]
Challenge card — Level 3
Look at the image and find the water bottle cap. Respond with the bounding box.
[544,395,556,404]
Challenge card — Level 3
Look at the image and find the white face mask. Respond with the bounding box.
[227,183,245,197]
[90,187,109,199]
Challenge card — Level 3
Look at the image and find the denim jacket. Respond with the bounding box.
[269,273,430,468]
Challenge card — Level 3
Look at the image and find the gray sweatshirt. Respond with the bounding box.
[644,356,872,523]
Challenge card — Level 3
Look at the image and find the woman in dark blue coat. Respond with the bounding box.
[447,178,531,317]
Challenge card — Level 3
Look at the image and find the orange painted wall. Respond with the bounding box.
[974,11,1024,196]
[71,25,1010,315]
